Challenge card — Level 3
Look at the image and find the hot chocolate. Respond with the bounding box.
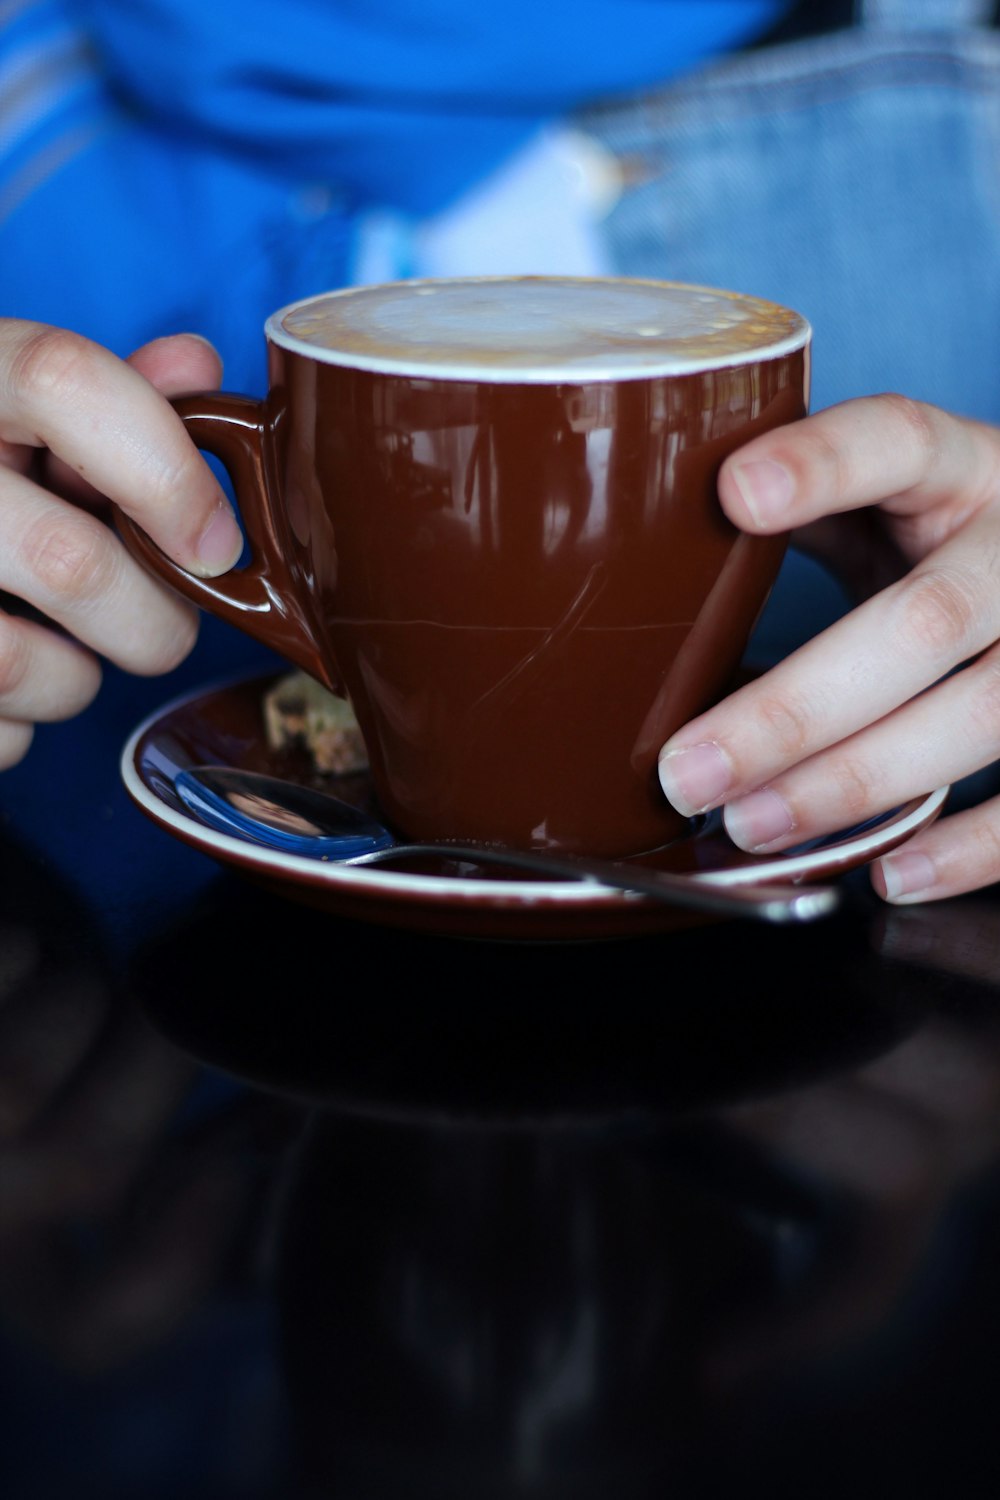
[272,275,809,381]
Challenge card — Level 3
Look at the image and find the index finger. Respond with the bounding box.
[717,393,1000,537]
[0,321,242,577]
[655,497,1000,820]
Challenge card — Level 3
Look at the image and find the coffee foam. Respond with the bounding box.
[267,276,810,383]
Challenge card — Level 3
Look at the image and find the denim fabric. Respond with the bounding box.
[578,1,1000,655]
[864,0,994,24]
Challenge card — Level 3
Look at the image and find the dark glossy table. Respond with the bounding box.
[4,787,1000,1500]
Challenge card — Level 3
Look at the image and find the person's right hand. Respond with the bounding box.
[655,394,1000,906]
[0,321,244,768]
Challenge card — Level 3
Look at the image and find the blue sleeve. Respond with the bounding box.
[1,2,353,388]
[2,119,352,390]
[4,0,789,369]
[75,0,789,215]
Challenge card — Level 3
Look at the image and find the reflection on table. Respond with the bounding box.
[3,838,1000,1499]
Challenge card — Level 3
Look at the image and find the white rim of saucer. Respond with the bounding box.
[263,276,812,384]
[120,683,947,906]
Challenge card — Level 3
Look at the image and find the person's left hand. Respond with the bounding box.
[656,393,1000,905]
[0,324,240,768]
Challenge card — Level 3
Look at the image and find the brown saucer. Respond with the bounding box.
[121,673,948,943]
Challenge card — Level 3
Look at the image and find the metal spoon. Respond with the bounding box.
[173,765,840,924]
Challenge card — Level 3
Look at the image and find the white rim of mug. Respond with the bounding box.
[264,276,812,384]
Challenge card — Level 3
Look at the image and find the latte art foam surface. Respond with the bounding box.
[268,276,810,382]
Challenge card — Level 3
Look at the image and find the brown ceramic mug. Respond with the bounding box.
[118,276,810,857]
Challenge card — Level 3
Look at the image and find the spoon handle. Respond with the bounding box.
[349,843,840,924]
[175,765,838,924]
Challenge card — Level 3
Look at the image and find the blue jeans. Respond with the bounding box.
[579,0,1000,658]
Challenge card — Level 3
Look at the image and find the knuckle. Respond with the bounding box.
[140,444,195,518]
[969,816,1000,879]
[830,756,880,824]
[754,688,816,761]
[965,656,1000,743]
[892,565,980,661]
[869,393,941,480]
[969,427,1000,512]
[799,425,853,495]
[873,393,938,465]
[24,510,116,605]
[10,326,95,408]
[0,617,31,699]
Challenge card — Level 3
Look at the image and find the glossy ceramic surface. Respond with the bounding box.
[117,276,807,858]
[121,673,949,942]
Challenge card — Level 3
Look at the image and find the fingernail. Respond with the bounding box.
[724,788,795,851]
[729,458,794,527]
[194,503,243,575]
[874,850,938,904]
[658,741,732,816]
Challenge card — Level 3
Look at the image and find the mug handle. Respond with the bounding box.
[115,392,340,693]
